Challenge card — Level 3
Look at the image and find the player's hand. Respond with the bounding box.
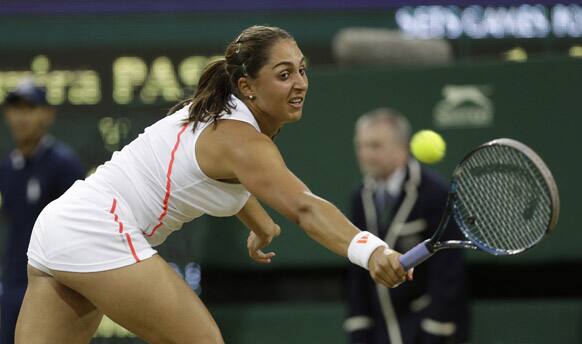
[247,224,280,264]
[367,247,413,288]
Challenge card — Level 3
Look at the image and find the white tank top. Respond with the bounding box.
[85,95,258,246]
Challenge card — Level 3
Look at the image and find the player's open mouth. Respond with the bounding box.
[289,97,304,108]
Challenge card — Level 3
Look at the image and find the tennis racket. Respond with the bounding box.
[399,138,560,270]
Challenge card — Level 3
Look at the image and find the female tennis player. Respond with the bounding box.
[15,26,410,343]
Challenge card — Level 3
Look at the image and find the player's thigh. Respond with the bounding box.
[53,254,223,344]
[15,265,103,344]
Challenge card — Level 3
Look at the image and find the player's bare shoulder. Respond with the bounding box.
[204,119,273,153]
[219,120,282,165]
[197,119,281,181]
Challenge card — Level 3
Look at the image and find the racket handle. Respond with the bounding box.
[399,240,434,270]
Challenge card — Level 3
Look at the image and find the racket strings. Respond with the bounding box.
[473,158,542,250]
[455,145,552,254]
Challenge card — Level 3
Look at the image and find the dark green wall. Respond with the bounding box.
[289,58,579,265]
[0,10,573,61]
[1,58,578,268]
[159,58,579,268]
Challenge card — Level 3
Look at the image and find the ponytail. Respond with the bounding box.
[169,26,294,132]
[170,59,236,131]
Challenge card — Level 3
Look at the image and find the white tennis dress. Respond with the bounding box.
[28,95,258,273]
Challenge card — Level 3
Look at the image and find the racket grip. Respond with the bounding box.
[399,240,434,270]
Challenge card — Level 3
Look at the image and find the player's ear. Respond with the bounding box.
[237,76,255,100]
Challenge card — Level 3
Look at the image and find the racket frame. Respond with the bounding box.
[399,138,560,270]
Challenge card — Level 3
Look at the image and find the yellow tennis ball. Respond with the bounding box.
[410,130,446,164]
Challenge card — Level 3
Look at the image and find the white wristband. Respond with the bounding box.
[347,231,389,270]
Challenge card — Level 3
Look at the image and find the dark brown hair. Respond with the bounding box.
[169,25,294,130]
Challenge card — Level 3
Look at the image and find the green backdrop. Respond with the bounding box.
[1,9,580,343]
[1,58,579,269]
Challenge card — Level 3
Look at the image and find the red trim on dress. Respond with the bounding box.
[110,198,140,263]
[125,233,141,263]
[146,122,189,237]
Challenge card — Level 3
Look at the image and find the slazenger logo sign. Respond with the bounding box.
[433,85,494,129]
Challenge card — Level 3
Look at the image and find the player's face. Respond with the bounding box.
[355,123,407,180]
[248,39,308,126]
[4,103,53,146]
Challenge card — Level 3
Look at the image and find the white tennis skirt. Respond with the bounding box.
[28,180,157,274]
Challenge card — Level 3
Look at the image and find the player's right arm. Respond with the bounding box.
[209,121,408,287]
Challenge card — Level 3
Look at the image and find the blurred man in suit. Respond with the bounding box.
[344,108,469,344]
[0,79,84,343]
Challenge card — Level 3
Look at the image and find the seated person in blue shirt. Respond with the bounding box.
[0,79,85,344]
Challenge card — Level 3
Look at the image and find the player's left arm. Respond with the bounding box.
[236,195,281,264]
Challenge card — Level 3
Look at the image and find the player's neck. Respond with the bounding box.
[252,112,283,138]
[243,101,284,138]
